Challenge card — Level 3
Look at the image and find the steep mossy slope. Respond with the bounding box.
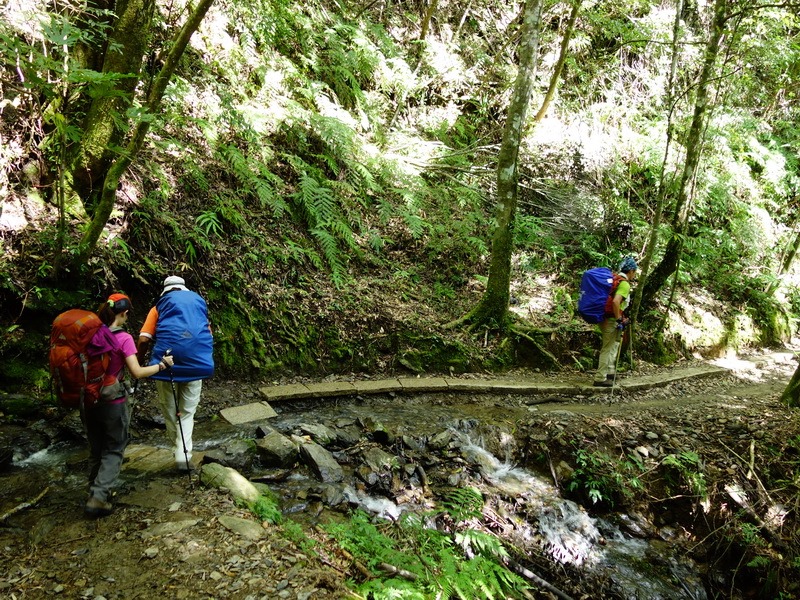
[1,0,798,391]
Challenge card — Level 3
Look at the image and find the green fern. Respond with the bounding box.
[311,227,346,286]
[326,508,528,599]
[442,487,484,522]
[218,143,289,217]
[196,210,223,237]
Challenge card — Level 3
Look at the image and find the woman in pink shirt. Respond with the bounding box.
[83,293,174,518]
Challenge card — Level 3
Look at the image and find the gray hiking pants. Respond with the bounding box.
[82,399,130,502]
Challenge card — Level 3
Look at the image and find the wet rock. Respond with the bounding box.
[555,460,574,480]
[331,424,361,446]
[57,411,86,441]
[297,423,337,446]
[296,439,344,483]
[308,483,346,507]
[356,465,379,486]
[428,430,454,450]
[255,428,298,467]
[202,439,256,470]
[362,447,398,472]
[401,435,426,451]
[359,416,394,444]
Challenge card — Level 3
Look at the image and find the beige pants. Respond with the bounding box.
[156,379,202,467]
[595,318,622,382]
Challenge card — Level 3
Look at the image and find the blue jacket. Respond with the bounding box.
[149,290,214,382]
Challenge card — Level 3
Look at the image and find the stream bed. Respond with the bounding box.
[2,391,710,599]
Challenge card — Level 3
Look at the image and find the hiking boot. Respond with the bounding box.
[84,496,112,518]
[593,379,613,387]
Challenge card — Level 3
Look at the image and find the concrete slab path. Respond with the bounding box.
[257,363,734,404]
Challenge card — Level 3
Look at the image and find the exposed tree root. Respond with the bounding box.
[0,487,49,524]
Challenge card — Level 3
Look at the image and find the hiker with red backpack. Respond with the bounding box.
[592,257,637,387]
[78,294,174,517]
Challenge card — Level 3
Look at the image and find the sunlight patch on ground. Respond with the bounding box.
[509,272,560,321]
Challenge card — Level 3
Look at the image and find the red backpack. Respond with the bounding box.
[49,309,122,409]
[603,273,625,317]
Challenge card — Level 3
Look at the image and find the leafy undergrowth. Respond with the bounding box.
[516,362,800,599]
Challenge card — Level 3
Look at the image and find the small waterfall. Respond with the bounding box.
[456,433,708,600]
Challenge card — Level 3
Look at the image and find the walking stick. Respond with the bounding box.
[164,350,192,484]
[609,324,626,400]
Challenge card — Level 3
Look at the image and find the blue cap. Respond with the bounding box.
[619,256,638,273]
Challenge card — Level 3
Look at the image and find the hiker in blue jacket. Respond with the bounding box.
[137,276,214,471]
[594,257,637,387]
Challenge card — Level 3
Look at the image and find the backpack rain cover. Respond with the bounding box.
[577,267,620,324]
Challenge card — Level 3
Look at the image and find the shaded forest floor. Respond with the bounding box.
[1,350,799,599]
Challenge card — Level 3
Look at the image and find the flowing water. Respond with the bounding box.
[2,393,708,599]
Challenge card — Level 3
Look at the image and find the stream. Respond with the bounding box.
[2,392,709,599]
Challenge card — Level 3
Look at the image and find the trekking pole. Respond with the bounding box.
[609,324,625,400]
[164,350,192,485]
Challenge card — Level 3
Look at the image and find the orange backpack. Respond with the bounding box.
[49,309,121,409]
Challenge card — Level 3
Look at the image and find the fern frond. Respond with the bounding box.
[311,227,346,286]
[403,211,425,238]
[442,487,484,522]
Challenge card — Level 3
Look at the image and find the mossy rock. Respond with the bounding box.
[0,392,42,417]
[396,334,472,374]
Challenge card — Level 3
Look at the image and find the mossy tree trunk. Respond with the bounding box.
[465,0,543,331]
[629,0,683,329]
[63,0,156,214]
[766,228,800,296]
[73,0,215,271]
[639,0,729,313]
[781,361,800,407]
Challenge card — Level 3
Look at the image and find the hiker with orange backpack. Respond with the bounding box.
[82,293,174,517]
[593,257,637,387]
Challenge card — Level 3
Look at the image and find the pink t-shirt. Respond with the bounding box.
[108,330,137,399]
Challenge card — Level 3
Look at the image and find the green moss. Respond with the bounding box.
[396,333,472,374]
[0,391,43,417]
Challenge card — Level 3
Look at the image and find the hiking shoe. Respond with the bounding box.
[593,379,613,387]
[84,496,112,518]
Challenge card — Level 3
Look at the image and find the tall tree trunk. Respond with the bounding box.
[781,361,800,407]
[419,0,439,41]
[533,0,581,123]
[766,226,800,296]
[466,0,543,330]
[66,0,156,211]
[639,0,729,312]
[629,0,684,327]
[72,0,216,270]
